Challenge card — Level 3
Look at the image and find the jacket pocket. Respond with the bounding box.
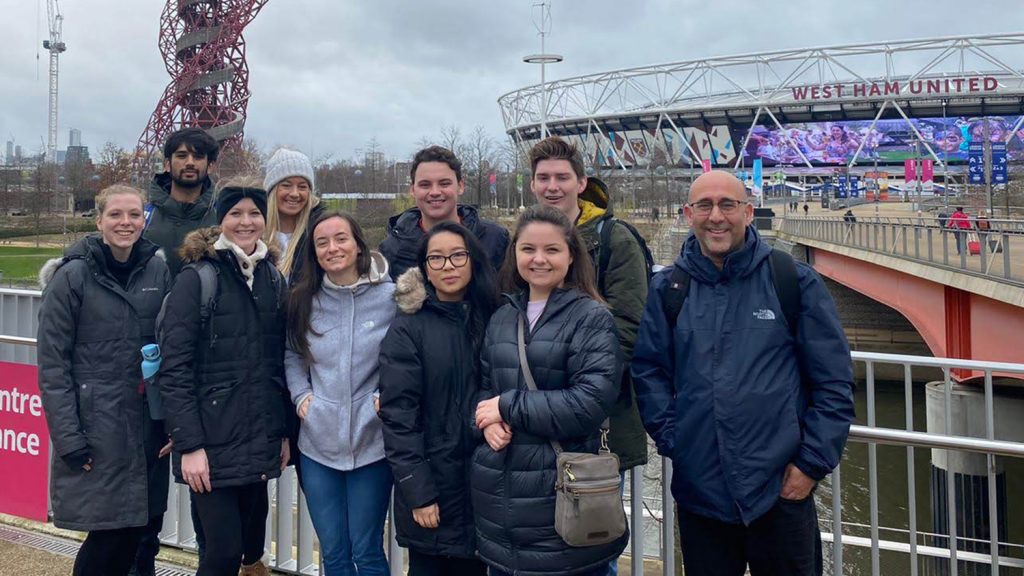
[199,386,239,447]
[301,395,343,460]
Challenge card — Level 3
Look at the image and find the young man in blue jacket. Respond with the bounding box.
[631,170,855,576]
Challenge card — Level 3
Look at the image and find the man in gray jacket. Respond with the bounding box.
[132,127,220,576]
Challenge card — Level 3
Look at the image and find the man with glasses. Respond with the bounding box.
[632,170,855,576]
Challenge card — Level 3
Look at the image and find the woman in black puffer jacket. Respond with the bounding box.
[379,222,499,575]
[472,206,627,576]
[158,184,290,576]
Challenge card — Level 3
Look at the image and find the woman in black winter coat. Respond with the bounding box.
[37,185,171,576]
[379,222,499,576]
[158,184,290,576]
[472,206,627,576]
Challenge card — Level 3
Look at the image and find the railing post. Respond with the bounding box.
[944,368,959,576]
[832,464,843,576]
[905,363,919,576]
[1003,233,1011,280]
[984,371,1000,575]
[662,457,675,576]
[867,361,881,576]
[630,466,645,576]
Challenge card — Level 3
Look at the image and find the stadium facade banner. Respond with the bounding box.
[905,159,917,188]
[0,361,49,521]
[752,159,763,196]
[790,76,999,101]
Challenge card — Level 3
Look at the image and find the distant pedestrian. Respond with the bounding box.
[948,206,971,255]
[802,203,809,216]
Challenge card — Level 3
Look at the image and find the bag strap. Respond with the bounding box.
[517,316,611,455]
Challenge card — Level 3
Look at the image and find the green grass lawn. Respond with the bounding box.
[0,246,62,284]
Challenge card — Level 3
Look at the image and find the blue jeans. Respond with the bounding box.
[301,455,392,576]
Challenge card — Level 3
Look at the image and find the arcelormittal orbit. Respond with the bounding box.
[135,0,269,175]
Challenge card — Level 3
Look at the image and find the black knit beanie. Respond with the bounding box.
[216,186,268,223]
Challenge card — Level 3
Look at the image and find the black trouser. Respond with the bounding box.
[191,482,269,576]
[679,496,823,576]
[73,527,144,576]
[130,405,171,576]
[407,549,488,576]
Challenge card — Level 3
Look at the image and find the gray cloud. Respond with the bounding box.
[2,0,1022,161]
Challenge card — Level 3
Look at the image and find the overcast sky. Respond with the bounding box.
[3,0,1024,163]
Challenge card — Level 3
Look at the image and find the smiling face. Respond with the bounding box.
[274,176,311,218]
[424,231,472,302]
[410,161,464,227]
[96,193,145,261]
[684,171,753,269]
[515,222,573,301]
[531,159,587,221]
[220,198,265,255]
[164,143,210,190]
[313,216,361,284]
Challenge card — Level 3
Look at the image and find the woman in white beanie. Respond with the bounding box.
[264,148,323,284]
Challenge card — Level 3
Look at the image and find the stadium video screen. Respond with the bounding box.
[739,116,1024,166]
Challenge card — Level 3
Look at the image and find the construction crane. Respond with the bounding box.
[42,0,65,164]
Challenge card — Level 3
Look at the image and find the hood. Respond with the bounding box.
[321,251,391,291]
[394,267,428,314]
[677,225,771,284]
[179,226,280,265]
[39,235,163,288]
[579,176,610,211]
[386,204,486,239]
[148,172,215,212]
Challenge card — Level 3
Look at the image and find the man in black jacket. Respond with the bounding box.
[132,127,220,576]
[379,146,509,279]
[143,128,220,277]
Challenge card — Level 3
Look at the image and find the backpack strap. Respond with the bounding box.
[596,217,616,295]
[768,249,800,338]
[193,260,219,324]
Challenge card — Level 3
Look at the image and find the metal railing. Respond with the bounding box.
[4,287,1024,575]
[781,216,1024,286]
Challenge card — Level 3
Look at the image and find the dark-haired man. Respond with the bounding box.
[131,127,221,576]
[528,136,650,575]
[380,145,508,279]
[144,127,221,277]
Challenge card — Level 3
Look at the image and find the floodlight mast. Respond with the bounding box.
[523,2,562,139]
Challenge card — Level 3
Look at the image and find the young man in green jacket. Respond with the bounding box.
[529,136,649,575]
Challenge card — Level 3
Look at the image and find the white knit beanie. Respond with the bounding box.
[264,148,316,194]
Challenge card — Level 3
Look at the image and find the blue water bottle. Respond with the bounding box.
[141,343,164,419]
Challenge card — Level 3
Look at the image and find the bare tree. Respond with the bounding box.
[439,125,465,159]
[97,142,133,189]
[217,138,266,179]
[464,126,496,207]
[29,163,58,246]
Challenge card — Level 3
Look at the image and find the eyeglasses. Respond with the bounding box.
[688,199,747,216]
[425,250,470,270]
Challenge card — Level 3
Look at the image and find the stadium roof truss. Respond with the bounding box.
[499,33,1024,171]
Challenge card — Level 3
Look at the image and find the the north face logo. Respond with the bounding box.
[753,309,776,321]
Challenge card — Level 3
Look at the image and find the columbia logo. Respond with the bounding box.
[753,309,776,321]
[141,287,160,292]
[362,320,376,329]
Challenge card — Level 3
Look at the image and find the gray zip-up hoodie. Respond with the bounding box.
[285,252,397,471]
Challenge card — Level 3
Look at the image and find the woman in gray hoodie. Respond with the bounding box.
[284,211,397,576]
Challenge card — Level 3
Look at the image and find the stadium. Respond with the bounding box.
[499,33,1024,199]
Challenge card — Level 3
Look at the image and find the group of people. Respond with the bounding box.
[38,129,855,576]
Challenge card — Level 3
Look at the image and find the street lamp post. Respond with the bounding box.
[523,2,562,139]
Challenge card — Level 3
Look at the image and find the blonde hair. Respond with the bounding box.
[264,178,320,278]
[95,184,145,214]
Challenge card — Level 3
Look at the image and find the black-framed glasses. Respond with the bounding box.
[425,250,470,270]
[688,199,747,215]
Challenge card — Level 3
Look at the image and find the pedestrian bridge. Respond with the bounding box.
[777,215,1024,366]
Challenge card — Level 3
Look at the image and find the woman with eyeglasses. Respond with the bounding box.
[284,211,396,575]
[378,221,499,576]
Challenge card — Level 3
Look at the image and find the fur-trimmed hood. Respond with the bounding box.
[394,267,428,314]
[38,234,164,288]
[178,226,280,265]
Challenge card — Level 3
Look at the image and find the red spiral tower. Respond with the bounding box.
[134,0,269,177]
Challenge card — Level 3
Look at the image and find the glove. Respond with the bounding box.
[62,447,92,470]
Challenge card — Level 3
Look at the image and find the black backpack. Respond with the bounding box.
[661,248,801,336]
[595,217,656,293]
[155,260,220,346]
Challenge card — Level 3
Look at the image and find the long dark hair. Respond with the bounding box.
[417,221,500,346]
[498,205,604,303]
[286,211,372,362]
